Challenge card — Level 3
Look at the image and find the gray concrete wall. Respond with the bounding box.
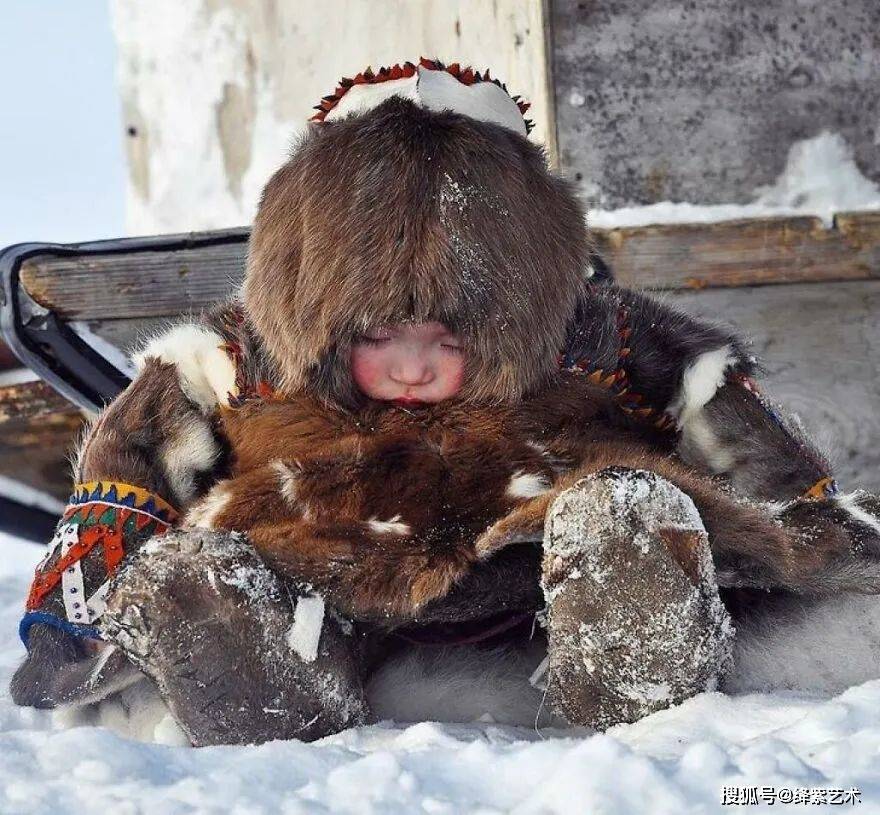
[552,0,880,207]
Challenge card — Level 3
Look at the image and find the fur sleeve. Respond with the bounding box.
[13,317,237,711]
[563,285,834,501]
[563,284,754,415]
[76,314,239,510]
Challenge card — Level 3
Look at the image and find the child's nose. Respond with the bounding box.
[390,354,434,385]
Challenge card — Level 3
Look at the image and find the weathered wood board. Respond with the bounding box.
[75,316,176,358]
[599,212,880,290]
[0,412,83,501]
[19,241,247,320]
[0,380,77,423]
[11,214,880,327]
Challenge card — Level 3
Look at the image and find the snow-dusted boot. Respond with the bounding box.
[100,529,370,746]
[542,467,733,730]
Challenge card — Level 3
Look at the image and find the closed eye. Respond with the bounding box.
[356,335,391,347]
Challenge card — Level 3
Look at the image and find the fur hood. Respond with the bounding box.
[243,97,591,408]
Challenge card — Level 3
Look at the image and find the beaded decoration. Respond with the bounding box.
[20,482,178,646]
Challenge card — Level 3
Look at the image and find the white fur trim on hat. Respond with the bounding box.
[324,65,528,136]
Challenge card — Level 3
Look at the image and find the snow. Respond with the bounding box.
[110,0,551,237]
[4,530,880,811]
[589,131,880,230]
[288,595,326,664]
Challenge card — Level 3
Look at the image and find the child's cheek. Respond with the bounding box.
[443,355,466,396]
[351,348,387,396]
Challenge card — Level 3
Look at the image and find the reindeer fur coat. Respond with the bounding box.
[175,98,834,623]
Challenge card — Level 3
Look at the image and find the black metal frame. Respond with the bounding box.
[0,229,249,413]
[0,496,57,542]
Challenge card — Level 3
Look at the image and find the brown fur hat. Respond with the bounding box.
[244,97,591,408]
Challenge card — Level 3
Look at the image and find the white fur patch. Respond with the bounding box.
[183,482,232,530]
[288,595,325,663]
[53,678,189,746]
[677,410,736,474]
[837,491,880,536]
[506,470,551,500]
[159,415,220,506]
[367,515,412,536]
[133,324,237,412]
[669,344,737,422]
[669,345,738,474]
[272,460,300,505]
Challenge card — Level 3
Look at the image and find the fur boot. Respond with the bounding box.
[99,529,370,746]
[542,467,733,729]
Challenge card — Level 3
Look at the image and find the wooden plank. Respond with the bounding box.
[670,279,880,492]
[14,214,880,325]
[76,316,175,357]
[20,241,247,320]
[596,211,880,290]
[0,412,83,501]
[0,380,77,422]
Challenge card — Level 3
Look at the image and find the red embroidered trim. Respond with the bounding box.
[26,491,177,612]
[559,305,677,433]
[309,57,533,133]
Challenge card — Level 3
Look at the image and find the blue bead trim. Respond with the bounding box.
[19,611,102,648]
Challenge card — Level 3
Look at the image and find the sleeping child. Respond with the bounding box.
[13,60,880,746]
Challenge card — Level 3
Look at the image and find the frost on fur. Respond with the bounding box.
[837,491,880,538]
[132,324,238,413]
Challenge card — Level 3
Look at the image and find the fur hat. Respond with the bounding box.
[244,72,590,408]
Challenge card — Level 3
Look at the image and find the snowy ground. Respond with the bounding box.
[2,531,880,813]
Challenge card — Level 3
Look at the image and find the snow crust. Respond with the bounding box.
[288,595,325,664]
[4,530,880,812]
[589,132,880,230]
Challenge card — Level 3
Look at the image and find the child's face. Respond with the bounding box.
[351,321,465,405]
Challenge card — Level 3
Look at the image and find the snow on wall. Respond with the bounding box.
[110,0,552,236]
[589,131,880,229]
